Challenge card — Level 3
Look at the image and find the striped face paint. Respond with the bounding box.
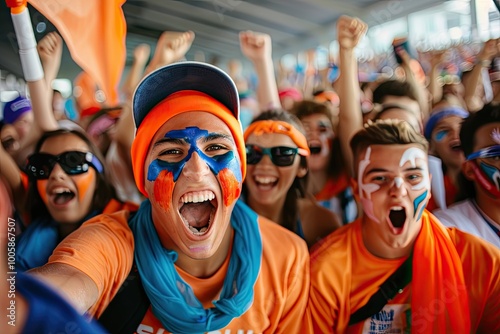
[399,147,430,220]
[147,126,242,208]
[358,146,381,223]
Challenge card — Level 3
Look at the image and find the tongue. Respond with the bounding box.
[180,202,212,228]
[54,192,75,205]
[389,209,406,228]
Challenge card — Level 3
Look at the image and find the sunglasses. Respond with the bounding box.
[26,151,104,179]
[246,144,308,167]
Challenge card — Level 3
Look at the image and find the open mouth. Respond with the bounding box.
[179,191,216,236]
[50,187,76,206]
[450,140,462,152]
[309,145,322,155]
[254,175,278,190]
[388,206,407,233]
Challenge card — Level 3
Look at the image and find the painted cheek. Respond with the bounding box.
[434,130,448,142]
[413,190,428,220]
[218,168,241,206]
[154,170,175,211]
[75,170,96,202]
[37,180,49,205]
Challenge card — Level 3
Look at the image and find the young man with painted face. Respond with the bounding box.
[434,103,500,248]
[28,62,310,333]
[306,119,500,333]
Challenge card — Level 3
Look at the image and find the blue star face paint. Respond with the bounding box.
[147,126,242,207]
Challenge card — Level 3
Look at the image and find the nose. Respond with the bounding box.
[49,163,68,180]
[181,151,211,180]
[389,177,408,197]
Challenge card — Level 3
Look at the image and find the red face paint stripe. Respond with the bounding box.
[154,170,175,211]
[219,168,241,206]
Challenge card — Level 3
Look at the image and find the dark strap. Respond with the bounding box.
[98,262,150,334]
[348,254,412,326]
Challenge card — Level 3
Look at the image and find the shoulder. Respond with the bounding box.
[448,227,500,265]
[258,215,308,253]
[432,200,474,227]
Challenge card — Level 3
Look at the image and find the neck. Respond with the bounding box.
[175,228,233,278]
[58,222,80,240]
[446,165,462,187]
[475,192,500,225]
[247,195,286,226]
[361,219,415,259]
[307,168,329,195]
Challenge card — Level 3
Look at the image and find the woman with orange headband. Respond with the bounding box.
[243,109,341,248]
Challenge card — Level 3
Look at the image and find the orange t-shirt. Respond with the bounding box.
[306,214,500,333]
[49,210,310,333]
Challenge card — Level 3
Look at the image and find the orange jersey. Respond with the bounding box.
[306,211,500,333]
[49,210,309,333]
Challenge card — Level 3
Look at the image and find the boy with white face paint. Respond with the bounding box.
[306,119,500,333]
[434,103,500,248]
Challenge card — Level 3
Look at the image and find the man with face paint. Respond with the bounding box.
[27,62,310,333]
[305,119,500,333]
[434,103,500,248]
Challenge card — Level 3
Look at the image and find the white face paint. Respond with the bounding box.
[399,147,430,190]
[394,177,404,188]
[491,128,500,144]
[358,146,381,223]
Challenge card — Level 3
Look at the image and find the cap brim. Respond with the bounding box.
[133,61,240,128]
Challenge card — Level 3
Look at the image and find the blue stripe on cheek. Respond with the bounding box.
[413,190,428,220]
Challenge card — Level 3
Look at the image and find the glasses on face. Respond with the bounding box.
[246,144,308,167]
[466,145,500,161]
[26,151,104,179]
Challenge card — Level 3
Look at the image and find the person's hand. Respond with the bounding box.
[146,31,194,73]
[337,15,367,50]
[133,43,150,66]
[239,31,272,63]
[429,50,447,68]
[37,31,63,66]
[478,38,498,62]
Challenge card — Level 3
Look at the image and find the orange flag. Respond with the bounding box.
[29,0,127,106]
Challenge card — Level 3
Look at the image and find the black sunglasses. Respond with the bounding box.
[26,151,104,179]
[246,144,307,167]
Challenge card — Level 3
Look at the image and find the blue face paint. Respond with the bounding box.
[479,161,500,190]
[434,130,448,142]
[147,126,242,183]
[413,190,428,220]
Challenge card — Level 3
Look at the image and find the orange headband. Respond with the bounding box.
[243,120,310,155]
[131,90,246,196]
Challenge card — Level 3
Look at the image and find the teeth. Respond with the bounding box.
[187,223,209,235]
[255,176,277,184]
[180,191,215,204]
[53,187,71,194]
[391,206,404,211]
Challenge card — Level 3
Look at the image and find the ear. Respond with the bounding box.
[462,160,476,181]
[349,175,359,197]
[297,165,308,178]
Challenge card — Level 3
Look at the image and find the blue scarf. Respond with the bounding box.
[129,199,262,333]
[16,211,97,272]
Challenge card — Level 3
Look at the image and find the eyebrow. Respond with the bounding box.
[153,137,187,147]
[201,133,233,143]
[365,166,425,175]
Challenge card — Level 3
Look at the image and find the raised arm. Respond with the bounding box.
[336,16,368,175]
[239,31,281,111]
[395,46,430,122]
[463,39,498,112]
[427,50,446,106]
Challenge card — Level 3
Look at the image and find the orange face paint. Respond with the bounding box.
[75,169,96,202]
[218,168,241,206]
[37,180,49,205]
[154,170,175,211]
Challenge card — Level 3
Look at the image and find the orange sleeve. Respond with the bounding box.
[48,210,135,317]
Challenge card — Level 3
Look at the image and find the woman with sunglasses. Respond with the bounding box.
[243,110,341,248]
[14,129,137,271]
